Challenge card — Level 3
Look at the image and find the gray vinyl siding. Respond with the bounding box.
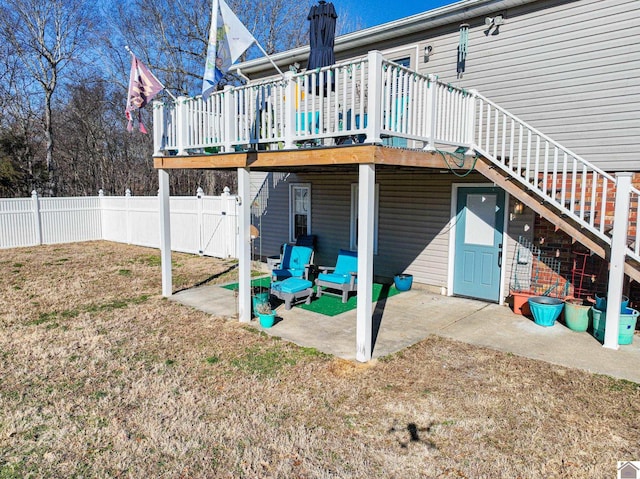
[406,0,639,170]
[250,172,297,259]
[255,170,536,298]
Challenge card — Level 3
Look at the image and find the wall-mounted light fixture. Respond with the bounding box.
[484,14,504,35]
[513,199,524,215]
[424,45,433,63]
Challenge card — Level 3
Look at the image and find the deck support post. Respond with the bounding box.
[603,172,633,350]
[356,163,375,362]
[365,51,383,145]
[283,71,297,150]
[237,167,252,323]
[158,169,172,297]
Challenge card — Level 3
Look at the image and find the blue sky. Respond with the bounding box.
[337,0,454,30]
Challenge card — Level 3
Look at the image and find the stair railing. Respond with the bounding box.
[471,91,618,246]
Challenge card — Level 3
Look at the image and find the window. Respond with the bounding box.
[289,184,311,242]
[393,57,411,68]
[350,183,379,254]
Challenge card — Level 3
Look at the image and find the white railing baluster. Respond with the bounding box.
[579,164,588,221]
[525,131,532,185]
[600,177,608,234]
[542,141,549,195]
[561,153,567,208]
[589,171,597,227]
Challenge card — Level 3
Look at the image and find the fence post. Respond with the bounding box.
[176,96,189,156]
[365,50,383,145]
[222,186,233,258]
[153,101,165,156]
[125,189,132,245]
[603,172,633,350]
[98,189,105,241]
[423,74,438,151]
[197,187,204,255]
[223,86,234,153]
[283,71,297,149]
[31,190,42,245]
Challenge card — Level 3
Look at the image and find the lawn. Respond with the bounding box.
[0,241,638,478]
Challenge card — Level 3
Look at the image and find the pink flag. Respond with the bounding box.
[125,54,164,133]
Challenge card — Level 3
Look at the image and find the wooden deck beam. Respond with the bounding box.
[152,145,472,170]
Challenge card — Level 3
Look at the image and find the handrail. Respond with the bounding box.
[472,91,617,245]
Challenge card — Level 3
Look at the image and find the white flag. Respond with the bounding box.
[202,0,256,100]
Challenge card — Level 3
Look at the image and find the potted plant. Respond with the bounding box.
[252,286,270,316]
[563,296,591,332]
[256,301,276,328]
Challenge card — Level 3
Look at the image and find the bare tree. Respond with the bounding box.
[0,0,95,195]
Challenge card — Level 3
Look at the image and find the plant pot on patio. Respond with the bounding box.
[393,274,413,292]
[256,302,276,328]
[564,298,591,332]
[510,291,534,316]
[528,296,564,327]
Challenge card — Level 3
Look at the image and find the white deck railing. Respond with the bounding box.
[153,51,476,155]
[153,50,638,264]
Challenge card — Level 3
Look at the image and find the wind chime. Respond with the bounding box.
[457,23,469,78]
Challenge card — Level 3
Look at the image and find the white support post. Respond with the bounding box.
[196,187,204,255]
[152,101,165,156]
[223,86,235,153]
[423,74,438,151]
[176,96,188,156]
[158,169,172,297]
[31,190,42,246]
[365,51,383,145]
[603,172,633,350]
[237,168,252,322]
[283,71,297,150]
[356,163,375,362]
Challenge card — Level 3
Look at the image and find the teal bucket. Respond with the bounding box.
[394,274,413,292]
[594,294,629,313]
[591,307,639,345]
[528,297,564,327]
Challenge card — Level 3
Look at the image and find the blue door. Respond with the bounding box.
[453,187,505,302]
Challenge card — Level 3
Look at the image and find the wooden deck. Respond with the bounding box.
[153,144,477,171]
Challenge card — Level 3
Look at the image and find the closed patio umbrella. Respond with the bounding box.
[307,0,337,92]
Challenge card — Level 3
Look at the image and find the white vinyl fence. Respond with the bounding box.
[0,188,239,259]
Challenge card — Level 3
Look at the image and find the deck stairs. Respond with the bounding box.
[468,92,640,284]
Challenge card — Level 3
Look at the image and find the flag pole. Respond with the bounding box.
[125,45,177,101]
[253,42,284,77]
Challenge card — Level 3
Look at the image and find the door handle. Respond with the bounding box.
[498,243,503,267]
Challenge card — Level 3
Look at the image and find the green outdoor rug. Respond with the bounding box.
[222,278,402,317]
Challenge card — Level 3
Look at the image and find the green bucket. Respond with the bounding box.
[591,307,639,345]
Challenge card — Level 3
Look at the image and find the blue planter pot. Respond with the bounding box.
[528,297,564,327]
[394,274,413,292]
[258,312,276,328]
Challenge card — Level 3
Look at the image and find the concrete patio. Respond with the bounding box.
[172,281,640,383]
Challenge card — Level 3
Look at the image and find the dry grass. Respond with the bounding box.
[0,241,639,478]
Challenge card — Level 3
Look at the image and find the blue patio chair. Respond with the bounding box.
[271,244,314,282]
[315,249,358,303]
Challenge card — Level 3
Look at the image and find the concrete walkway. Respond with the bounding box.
[172,282,640,383]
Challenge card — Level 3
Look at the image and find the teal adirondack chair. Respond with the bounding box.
[271,244,314,282]
[315,249,358,303]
